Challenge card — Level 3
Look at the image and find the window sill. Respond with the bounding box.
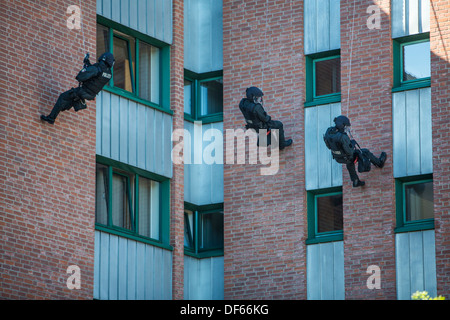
[102,86,173,116]
[95,224,173,251]
[305,232,343,245]
[184,113,223,124]
[394,219,435,234]
[184,248,224,259]
[304,94,341,107]
[392,79,431,93]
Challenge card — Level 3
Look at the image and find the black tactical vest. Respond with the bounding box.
[239,98,264,129]
[323,127,351,163]
[82,63,112,96]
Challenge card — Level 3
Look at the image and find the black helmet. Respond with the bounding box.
[99,52,115,68]
[246,87,264,101]
[334,115,351,131]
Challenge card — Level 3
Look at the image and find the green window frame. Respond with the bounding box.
[97,15,172,115]
[184,203,224,258]
[395,174,434,233]
[95,155,172,250]
[305,49,341,107]
[184,69,223,124]
[392,32,431,92]
[306,187,343,244]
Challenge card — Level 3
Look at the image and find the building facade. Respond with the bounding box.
[0,0,449,300]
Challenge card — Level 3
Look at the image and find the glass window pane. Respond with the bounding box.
[403,41,430,81]
[138,177,160,240]
[96,24,110,62]
[184,79,193,115]
[317,194,343,233]
[405,181,434,222]
[95,164,109,225]
[113,33,135,93]
[199,211,224,251]
[184,210,194,249]
[315,57,341,97]
[112,172,134,230]
[200,79,223,116]
[139,42,160,104]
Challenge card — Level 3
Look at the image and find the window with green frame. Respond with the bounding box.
[306,187,343,244]
[184,70,223,123]
[393,33,430,92]
[305,49,341,107]
[95,156,171,249]
[184,203,224,258]
[395,174,434,233]
[96,16,171,113]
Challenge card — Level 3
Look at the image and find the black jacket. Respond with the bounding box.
[76,60,112,96]
[239,98,271,129]
[324,126,356,164]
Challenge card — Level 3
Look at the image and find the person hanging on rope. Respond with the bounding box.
[323,115,387,187]
[239,86,293,150]
[40,52,115,124]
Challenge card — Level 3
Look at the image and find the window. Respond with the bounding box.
[393,33,430,91]
[184,70,223,123]
[184,203,224,257]
[306,188,343,244]
[95,158,170,247]
[305,50,341,107]
[96,17,170,112]
[395,175,434,233]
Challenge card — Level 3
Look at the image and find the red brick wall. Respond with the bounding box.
[170,0,185,300]
[0,0,97,299]
[430,0,450,297]
[340,1,396,299]
[223,0,306,299]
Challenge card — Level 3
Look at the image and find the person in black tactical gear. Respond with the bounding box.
[239,86,293,150]
[40,52,115,124]
[323,115,387,187]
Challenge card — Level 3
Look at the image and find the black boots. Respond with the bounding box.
[280,139,293,150]
[353,179,365,188]
[377,152,387,168]
[40,115,55,124]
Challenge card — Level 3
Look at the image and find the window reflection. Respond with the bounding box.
[402,41,430,81]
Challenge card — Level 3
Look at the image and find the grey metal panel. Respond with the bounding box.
[391,0,430,38]
[304,0,340,55]
[94,231,173,300]
[97,0,172,44]
[392,88,432,177]
[305,103,342,190]
[184,255,224,300]
[184,0,223,73]
[395,230,437,300]
[184,121,224,206]
[307,241,344,300]
[97,91,173,178]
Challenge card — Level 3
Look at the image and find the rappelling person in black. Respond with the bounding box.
[40,52,115,124]
[323,115,387,187]
[239,86,293,150]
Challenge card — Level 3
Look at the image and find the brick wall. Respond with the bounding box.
[170,0,185,300]
[430,0,450,296]
[223,0,306,299]
[340,0,396,299]
[0,0,97,299]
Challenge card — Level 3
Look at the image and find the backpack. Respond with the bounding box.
[357,149,372,173]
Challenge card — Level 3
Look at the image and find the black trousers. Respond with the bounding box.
[345,149,382,182]
[47,87,95,120]
[267,120,287,148]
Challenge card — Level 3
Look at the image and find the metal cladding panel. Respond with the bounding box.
[96,91,173,178]
[391,0,430,38]
[184,255,224,300]
[392,88,432,178]
[184,121,224,206]
[395,230,437,300]
[307,241,345,300]
[93,231,173,300]
[184,0,223,73]
[305,103,342,190]
[304,0,340,55]
[97,0,173,44]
